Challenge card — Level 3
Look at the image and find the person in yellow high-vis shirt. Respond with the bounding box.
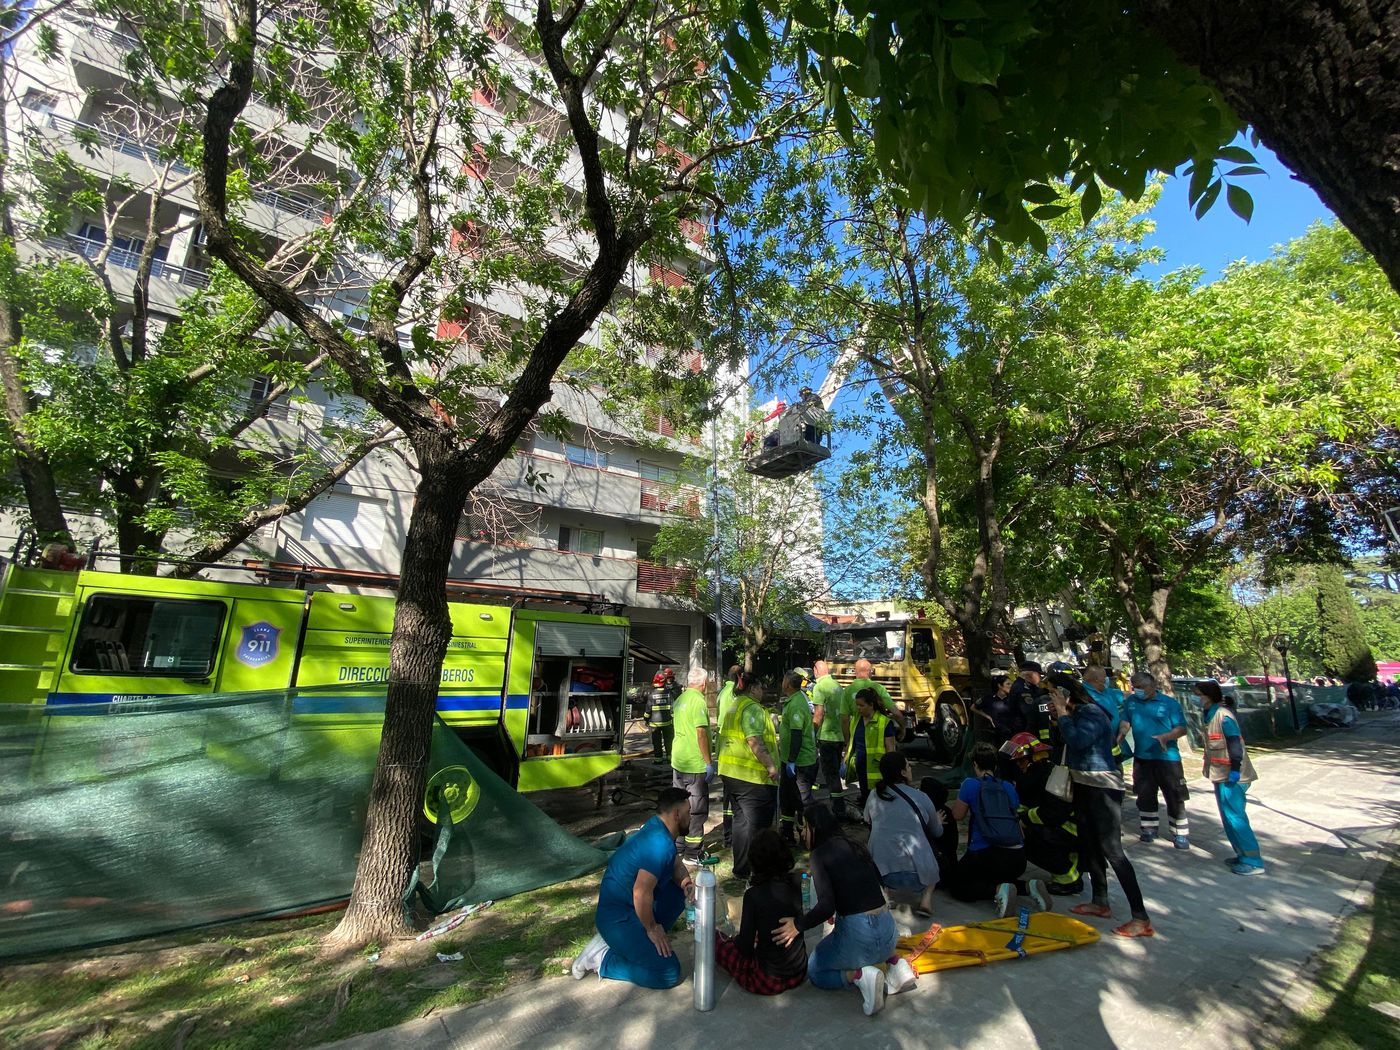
[718,673,779,880]
[716,665,740,847]
[670,666,714,861]
[778,669,819,845]
[844,688,897,808]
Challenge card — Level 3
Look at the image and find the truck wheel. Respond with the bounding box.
[930,699,967,762]
[423,764,481,826]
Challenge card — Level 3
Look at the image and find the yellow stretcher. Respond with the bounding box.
[896,912,1100,974]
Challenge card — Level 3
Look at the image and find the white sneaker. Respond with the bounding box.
[994,882,1014,918]
[570,931,608,979]
[886,956,918,994]
[1028,879,1051,913]
[855,966,886,1016]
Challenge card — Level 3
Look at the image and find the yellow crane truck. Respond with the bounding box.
[824,617,1013,761]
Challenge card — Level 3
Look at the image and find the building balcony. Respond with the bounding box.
[636,560,695,595]
[44,234,209,290]
[449,541,636,604]
[39,114,325,240]
[639,480,701,518]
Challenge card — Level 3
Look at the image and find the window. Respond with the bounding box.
[638,461,678,484]
[250,375,275,403]
[71,595,225,676]
[301,494,387,549]
[75,223,169,261]
[20,90,58,114]
[565,443,608,469]
[558,526,603,556]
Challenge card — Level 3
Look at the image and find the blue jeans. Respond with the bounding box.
[807,909,898,990]
[1215,782,1263,869]
[597,880,686,988]
[881,870,925,892]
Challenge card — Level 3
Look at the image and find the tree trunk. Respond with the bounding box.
[1127,589,1174,691]
[0,73,70,546]
[110,474,166,574]
[330,440,469,946]
[961,626,995,695]
[1133,0,1400,293]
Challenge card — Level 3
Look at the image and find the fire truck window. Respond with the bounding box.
[910,629,935,664]
[71,595,226,676]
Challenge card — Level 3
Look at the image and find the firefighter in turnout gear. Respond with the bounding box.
[1001,732,1083,896]
[647,668,679,761]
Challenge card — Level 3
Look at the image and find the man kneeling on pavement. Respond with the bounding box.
[572,787,694,988]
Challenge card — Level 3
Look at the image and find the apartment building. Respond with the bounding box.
[3,4,717,682]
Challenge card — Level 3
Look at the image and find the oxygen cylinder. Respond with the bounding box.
[693,862,717,1011]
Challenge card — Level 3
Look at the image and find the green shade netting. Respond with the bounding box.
[0,687,607,961]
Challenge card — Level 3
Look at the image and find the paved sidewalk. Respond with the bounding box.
[320,714,1400,1050]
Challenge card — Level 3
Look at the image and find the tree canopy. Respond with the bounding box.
[728,1,1400,291]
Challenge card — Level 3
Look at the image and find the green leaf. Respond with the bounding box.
[724,27,762,84]
[1225,165,1266,178]
[949,36,994,85]
[1079,179,1102,223]
[1021,183,1060,204]
[1031,203,1072,219]
[790,0,826,27]
[1226,183,1254,223]
[1216,145,1256,164]
[1194,179,1222,218]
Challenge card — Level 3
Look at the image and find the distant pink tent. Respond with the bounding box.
[1377,660,1400,680]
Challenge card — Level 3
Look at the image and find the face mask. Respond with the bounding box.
[1130,688,1145,699]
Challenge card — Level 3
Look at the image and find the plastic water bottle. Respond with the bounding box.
[801,871,813,913]
[694,860,718,1012]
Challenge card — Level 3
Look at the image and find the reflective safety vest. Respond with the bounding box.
[718,693,778,786]
[646,684,676,727]
[844,712,893,783]
[1203,704,1257,784]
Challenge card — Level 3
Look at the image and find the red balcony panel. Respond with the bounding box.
[649,263,687,290]
[637,560,695,594]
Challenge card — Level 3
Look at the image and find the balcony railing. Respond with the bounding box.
[640,480,701,517]
[46,112,192,173]
[45,114,325,220]
[637,560,695,595]
[84,23,140,52]
[46,234,210,289]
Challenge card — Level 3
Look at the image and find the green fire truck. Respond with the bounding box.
[0,561,637,802]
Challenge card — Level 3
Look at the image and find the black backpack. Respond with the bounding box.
[972,776,1023,849]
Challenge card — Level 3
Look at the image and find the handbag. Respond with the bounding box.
[891,785,941,851]
[1045,745,1074,801]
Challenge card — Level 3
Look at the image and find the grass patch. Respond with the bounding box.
[0,877,600,1050]
[1280,854,1400,1049]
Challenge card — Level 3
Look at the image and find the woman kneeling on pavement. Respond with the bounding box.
[716,828,808,994]
[771,803,917,1016]
[945,742,1049,916]
[864,751,941,919]
[1048,674,1155,938]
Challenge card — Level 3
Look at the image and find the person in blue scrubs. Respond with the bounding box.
[1194,680,1264,875]
[571,787,694,987]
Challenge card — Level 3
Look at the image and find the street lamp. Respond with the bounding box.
[1275,634,1300,732]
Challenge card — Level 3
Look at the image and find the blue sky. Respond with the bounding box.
[1143,143,1335,281]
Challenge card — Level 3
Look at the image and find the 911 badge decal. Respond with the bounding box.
[236,621,282,667]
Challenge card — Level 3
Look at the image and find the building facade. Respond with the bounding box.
[2,4,716,684]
